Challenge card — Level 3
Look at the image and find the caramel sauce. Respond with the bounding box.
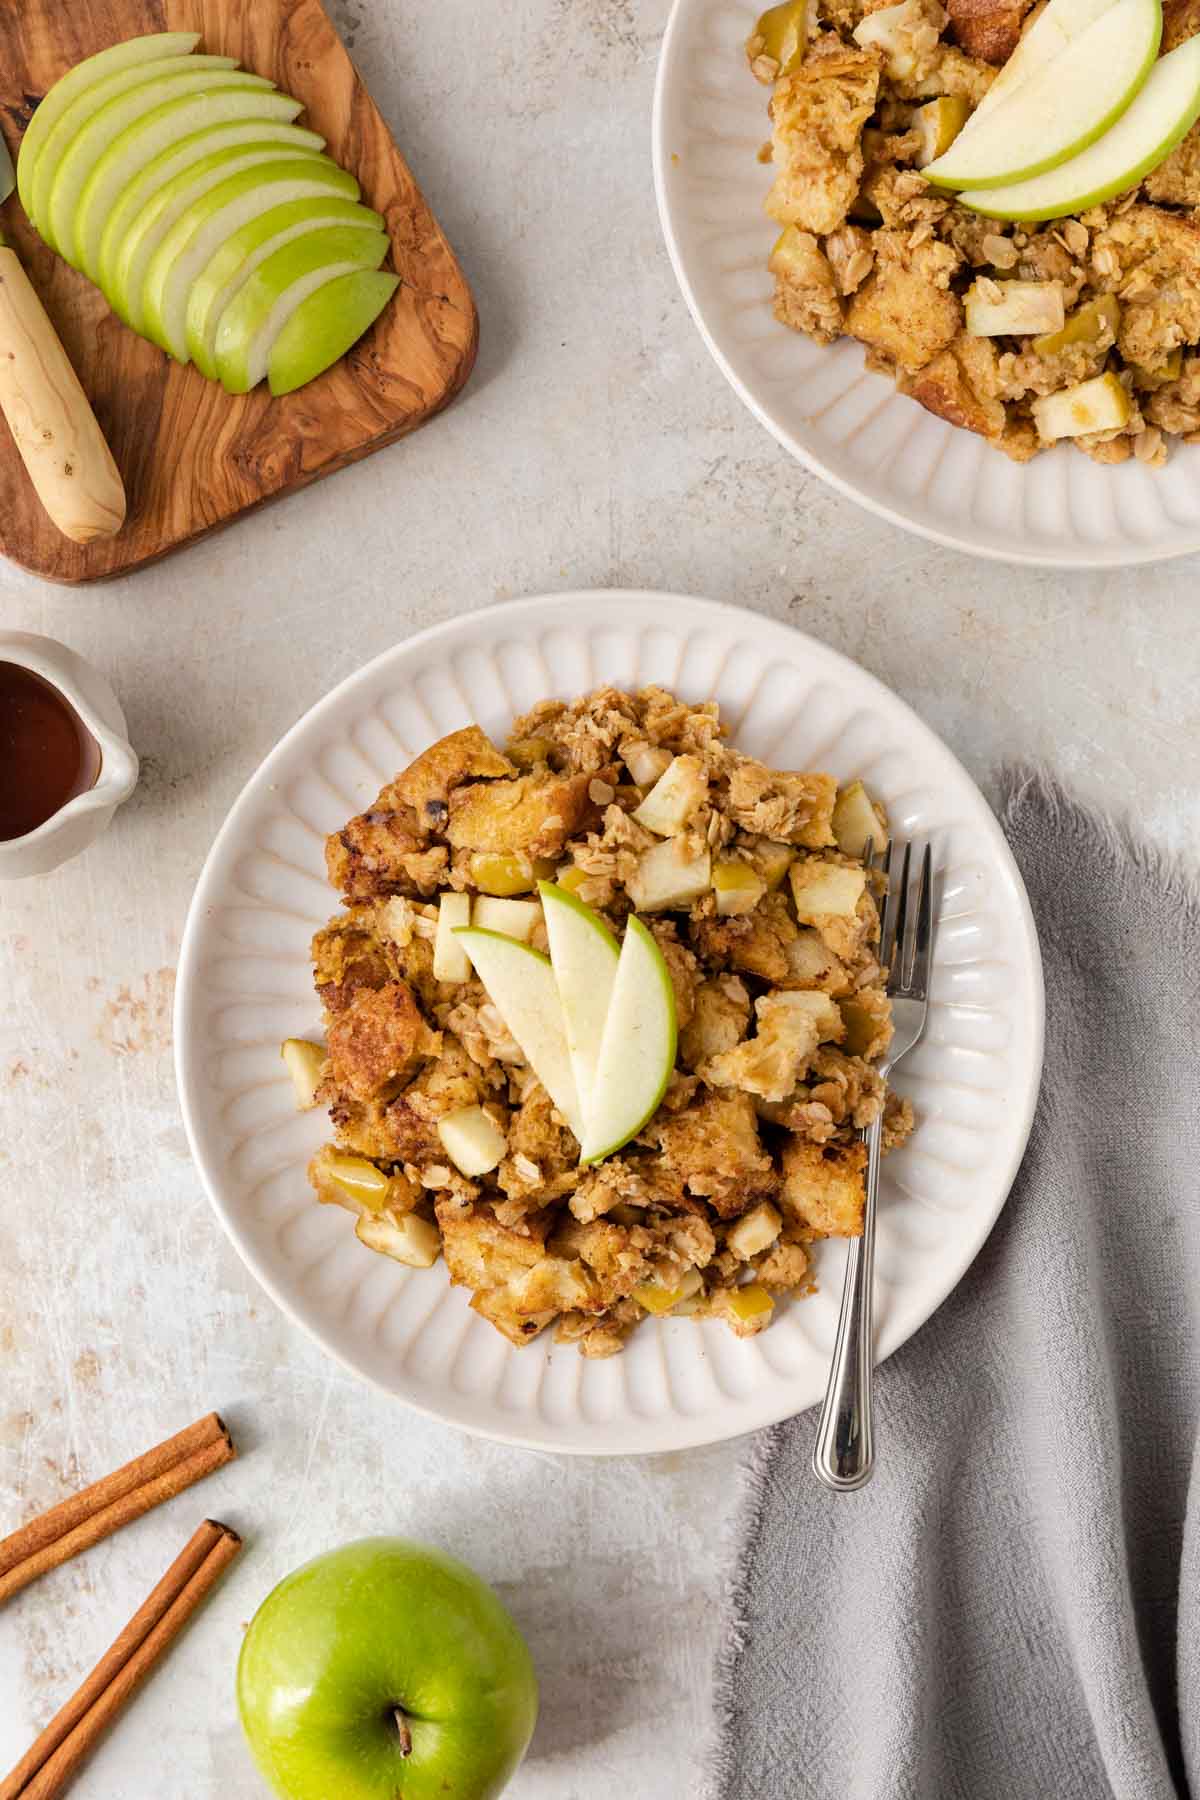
[0,662,102,841]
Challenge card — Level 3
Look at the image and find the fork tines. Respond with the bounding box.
[878,838,933,1001]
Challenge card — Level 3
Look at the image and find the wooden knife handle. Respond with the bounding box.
[0,247,126,543]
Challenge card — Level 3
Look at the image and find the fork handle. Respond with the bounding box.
[812,1109,884,1490]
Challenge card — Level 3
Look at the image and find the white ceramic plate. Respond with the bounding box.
[653,0,1200,567]
[175,591,1044,1454]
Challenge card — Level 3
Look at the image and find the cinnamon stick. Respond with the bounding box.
[0,1415,234,1605]
[0,1520,242,1800]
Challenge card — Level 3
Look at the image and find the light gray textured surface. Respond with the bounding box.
[0,0,1197,1794]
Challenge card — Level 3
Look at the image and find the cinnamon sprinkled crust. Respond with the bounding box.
[306,689,913,1352]
[750,0,1200,462]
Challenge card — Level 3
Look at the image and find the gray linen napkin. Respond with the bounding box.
[711,768,1200,1800]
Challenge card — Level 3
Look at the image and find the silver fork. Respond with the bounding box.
[812,839,933,1492]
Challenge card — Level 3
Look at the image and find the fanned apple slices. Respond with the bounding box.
[959,35,1200,220]
[16,32,398,396]
[452,885,678,1168]
[923,0,1162,190]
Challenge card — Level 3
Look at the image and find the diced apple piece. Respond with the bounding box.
[633,1269,704,1315]
[621,740,672,789]
[505,733,556,768]
[470,853,557,896]
[437,1104,508,1178]
[1032,293,1120,355]
[632,755,708,835]
[781,990,845,1041]
[634,1278,681,1317]
[853,1,930,78]
[786,928,847,989]
[627,839,712,912]
[789,860,866,921]
[433,893,472,982]
[319,1150,393,1212]
[727,1202,783,1260]
[712,858,768,917]
[555,865,591,896]
[472,897,541,941]
[831,780,887,858]
[914,96,970,168]
[268,268,400,397]
[722,1282,775,1336]
[1128,346,1182,388]
[281,1037,325,1109]
[746,0,808,80]
[355,1211,441,1268]
[1032,371,1131,441]
[840,992,893,1058]
[965,279,1065,337]
[769,224,817,281]
[751,840,797,891]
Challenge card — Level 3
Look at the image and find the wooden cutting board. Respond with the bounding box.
[0,0,478,583]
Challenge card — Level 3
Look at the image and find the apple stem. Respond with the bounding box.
[394,1709,413,1757]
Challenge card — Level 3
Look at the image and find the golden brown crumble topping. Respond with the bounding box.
[302,688,913,1353]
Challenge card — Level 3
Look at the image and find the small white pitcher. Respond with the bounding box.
[0,631,138,879]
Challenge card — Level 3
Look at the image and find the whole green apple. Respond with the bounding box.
[237,1538,538,1800]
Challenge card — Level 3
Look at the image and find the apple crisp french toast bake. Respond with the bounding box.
[745,0,1200,464]
[286,687,913,1357]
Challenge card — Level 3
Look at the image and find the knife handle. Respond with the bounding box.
[0,247,126,543]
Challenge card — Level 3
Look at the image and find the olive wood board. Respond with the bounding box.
[0,0,478,583]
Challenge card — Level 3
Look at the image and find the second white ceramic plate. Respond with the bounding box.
[653,0,1200,566]
[175,591,1043,1453]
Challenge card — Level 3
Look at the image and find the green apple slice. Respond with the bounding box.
[923,0,1161,189]
[215,229,390,392]
[49,67,278,267]
[455,928,584,1140]
[77,89,312,282]
[267,271,401,395]
[186,196,385,378]
[538,883,620,1133]
[972,0,1121,119]
[97,116,325,300]
[107,145,335,332]
[960,35,1200,219]
[579,915,677,1164]
[16,31,200,214]
[140,158,360,355]
[29,54,239,243]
